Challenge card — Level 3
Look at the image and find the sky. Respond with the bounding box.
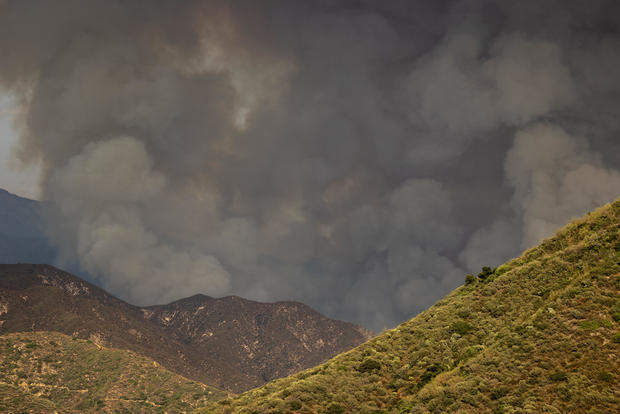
[1,0,620,331]
[0,93,41,199]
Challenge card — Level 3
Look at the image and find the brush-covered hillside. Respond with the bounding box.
[0,331,225,413]
[0,264,371,392]
[203,199,620,413]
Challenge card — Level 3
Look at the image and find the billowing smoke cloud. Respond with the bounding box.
[1,0,620,330]
[48,137,231,304]
[460,123,620,270]
[506,123,620,248]
[405,33,576,134]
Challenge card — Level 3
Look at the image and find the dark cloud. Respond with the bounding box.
[1,0,620,330]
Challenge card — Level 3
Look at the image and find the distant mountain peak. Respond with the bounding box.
[0,263,372,392]
[0,191,57,264]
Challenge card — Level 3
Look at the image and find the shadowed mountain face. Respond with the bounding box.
[0,189,56,264]
[144,295,373,390]
[0,264,372,392]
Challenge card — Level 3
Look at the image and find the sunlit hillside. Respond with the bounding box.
[0,331,225,413]
[203,199,620,413]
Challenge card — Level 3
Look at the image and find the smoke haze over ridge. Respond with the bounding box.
[1,0,620,330]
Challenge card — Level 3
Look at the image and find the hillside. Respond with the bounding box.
[0,331,224,413]
[144,295,373,391]
[203,199,620,413]
[0,264,212,389]
[0,264,371,392]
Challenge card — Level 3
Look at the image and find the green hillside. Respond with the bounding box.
[202,199,620,413]
[0,331,226,413]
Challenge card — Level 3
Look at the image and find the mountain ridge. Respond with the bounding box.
[0,263,372,393]
[143,288,373,390]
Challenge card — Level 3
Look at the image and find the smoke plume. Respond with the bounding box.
[1,0,620,330]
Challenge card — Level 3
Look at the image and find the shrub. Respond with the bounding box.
[598,371,613,382]
[457,309,470,319]
[465,274,476,285]
[462,346,480,360]
[287,400,302,410]
[535,287,550,297]
[357,359,381,373]
[450,321,473,335]
[326,403,344,414]
[610,305,620,323]
[490,386,509,400]
[600,319,613,328]
[549,371,568,382]
[578,320,599,330]
[419,363,443,387]
[477,266,495,281]
[613,332,620,343]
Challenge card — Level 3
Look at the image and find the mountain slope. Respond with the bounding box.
[0,331,224,413]
[204,199,620,413]
[144,295,373,391]
[0,264,212,388]
[0,264,371,392]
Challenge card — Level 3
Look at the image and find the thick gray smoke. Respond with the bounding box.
[1,0,620,330]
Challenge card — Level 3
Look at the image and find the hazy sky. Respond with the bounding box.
[1,0,620,330]
[0,93,41,199]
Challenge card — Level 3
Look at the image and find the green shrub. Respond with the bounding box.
[477,266,495,281]
[326,403,344,414]
[457,309,470,319]
[465,274,476,285]
[450,321,473,335]
[549,371,568,382]
[598,371,613,382]
[490,386,509,400]
[610,305,620,323]
[357,359,381,373]
[613,332,620,343]
[578,320,599,330]
[462,346,481,360]
[600,319,613,328]
[419,363,443,387]
[287,400,302,410]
